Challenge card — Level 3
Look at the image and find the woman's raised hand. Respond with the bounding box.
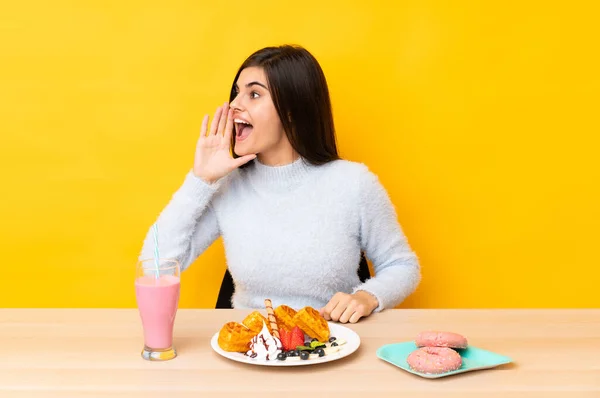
[193,102,256,184]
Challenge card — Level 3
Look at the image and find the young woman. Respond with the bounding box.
[140,45,420,323]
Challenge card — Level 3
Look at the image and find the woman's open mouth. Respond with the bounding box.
[234,118,253,141]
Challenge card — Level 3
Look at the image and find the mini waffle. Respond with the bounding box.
[292,306,330,342]
[217,321,255,353]
[242,311,272,334]
[274,305,297,331]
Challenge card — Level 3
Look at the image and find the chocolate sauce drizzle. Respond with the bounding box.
[245,333,280,360]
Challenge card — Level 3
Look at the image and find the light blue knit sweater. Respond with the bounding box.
[140,157,420,311]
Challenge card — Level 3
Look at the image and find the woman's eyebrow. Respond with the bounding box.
[245,81,268,90]
[234,81,269,91]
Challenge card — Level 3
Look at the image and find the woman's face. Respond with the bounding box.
[231,67,291,162]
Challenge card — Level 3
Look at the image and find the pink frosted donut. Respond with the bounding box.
[407,347,462,374]
[415,331,468,349]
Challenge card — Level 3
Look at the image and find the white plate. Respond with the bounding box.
[210,322,361,367]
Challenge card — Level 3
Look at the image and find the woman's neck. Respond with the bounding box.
[257,144,299,166]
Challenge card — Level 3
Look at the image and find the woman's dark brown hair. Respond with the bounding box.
[230,45,339,165]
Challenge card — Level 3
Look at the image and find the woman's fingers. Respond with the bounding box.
[348,311,363,324]
[198,114,209,141]
[327,293,350,321]
[338,306,356,324]
[223,108,234,143]
[322,292,372,323]
[208,106,223,136]
[216,102,229,135]
[321,294,341,321]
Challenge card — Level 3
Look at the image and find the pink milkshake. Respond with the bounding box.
[135,275,180,349]
[135,258,181,361]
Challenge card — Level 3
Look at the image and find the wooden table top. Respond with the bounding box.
[1,309,599,397]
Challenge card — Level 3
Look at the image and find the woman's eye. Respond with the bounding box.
[250,91,260,99]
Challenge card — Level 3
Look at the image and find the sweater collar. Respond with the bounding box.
[247,156,315,191]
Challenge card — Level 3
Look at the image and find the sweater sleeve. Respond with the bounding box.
[351,167,421,312]
[139,170,222,271]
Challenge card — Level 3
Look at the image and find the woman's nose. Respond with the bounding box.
[230,96,243,112]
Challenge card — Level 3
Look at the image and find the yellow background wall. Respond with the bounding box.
[1,1,598,309]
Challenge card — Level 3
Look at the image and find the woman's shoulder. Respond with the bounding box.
[320,158,377,181]
[321,159,391,203]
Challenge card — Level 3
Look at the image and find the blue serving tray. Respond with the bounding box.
[376,341,512,379]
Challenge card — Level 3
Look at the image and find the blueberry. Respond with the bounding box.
[294,349,300,356]
[328,337,337,343]
[331,342,338,347]
[300,351,309,360]
[286,350,295,357]
[315,347,325,357]
[277,352,286,361]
